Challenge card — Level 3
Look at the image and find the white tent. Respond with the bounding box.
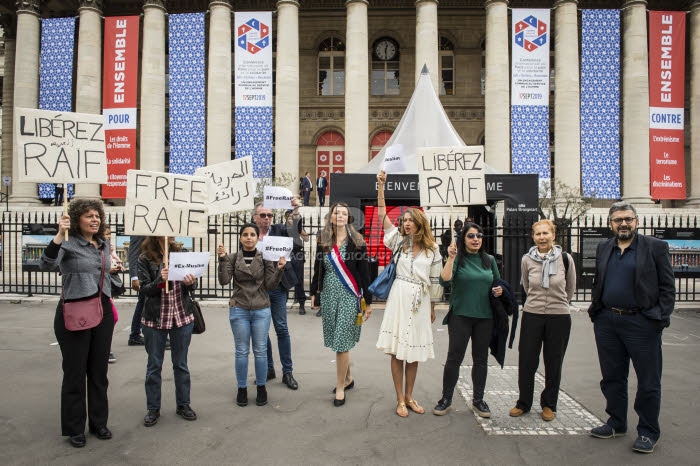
[356,64,498,175]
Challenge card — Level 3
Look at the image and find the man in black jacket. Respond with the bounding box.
[588,202,675,454]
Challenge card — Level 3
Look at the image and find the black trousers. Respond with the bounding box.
[442,315,493,402]
[318,189,326,206]
[53,294,114,436]
[290,258,306,305]
[516,312,571,412]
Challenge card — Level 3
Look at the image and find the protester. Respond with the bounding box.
[588,202,675,453]
[218,223,285,407]
[285,209,310,314]
[509,219,576,421]
[374,170,442,417]
[138,236,198,427]
[252,201,301,390]
[310,203,372,406]
[40,199,114,448]
[434,223,502,418]
[127,235,146,346]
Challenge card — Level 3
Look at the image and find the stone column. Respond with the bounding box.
[344,0,369,173]
[73,0,104,200]
[11,0,41,204]
[139,0,167,173]
[687,1,700,205]
[553,0,580,192]
[484,0,510,173]
[206,0,232,166]
[1,19,16,193]
[415,0,439,94]
[275,0,299,181]
[621,0,652,204]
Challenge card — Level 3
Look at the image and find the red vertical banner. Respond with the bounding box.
[649,11,686,199]
[102,16,140,198]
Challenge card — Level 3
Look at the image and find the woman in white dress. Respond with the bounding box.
[375,170,443,417]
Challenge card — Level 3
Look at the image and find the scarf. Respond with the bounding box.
[527,244,562,289]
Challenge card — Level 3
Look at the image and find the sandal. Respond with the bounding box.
[396,402,409,418]
[406,399,425,414]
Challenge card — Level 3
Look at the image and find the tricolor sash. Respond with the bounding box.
[328,244,365,325]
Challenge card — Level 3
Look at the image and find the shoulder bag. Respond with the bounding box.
[368,239,403,300]
[187,288,205,334]
[62,250,105,331]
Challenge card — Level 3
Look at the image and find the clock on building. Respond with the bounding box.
[374,38,398,61]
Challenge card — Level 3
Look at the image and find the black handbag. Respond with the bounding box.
[187,289,205,334]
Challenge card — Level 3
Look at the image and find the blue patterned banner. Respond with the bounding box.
[234,12,273,179]
[510,9,551,188]
[580,10,620,198]
[168,13,206,175]
[38,17,75,200]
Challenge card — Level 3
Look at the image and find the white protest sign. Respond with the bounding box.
[417,146,486,206]
[167,252,210,281]
[257,236,293,261]
[383,144,405,174]
[14,107,108,183]
[263,186,293,209]
[124,170,209,237]
[194,157,254,215]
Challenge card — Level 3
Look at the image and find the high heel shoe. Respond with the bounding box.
[333,394,346,407]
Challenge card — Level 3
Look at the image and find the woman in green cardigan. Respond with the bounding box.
[433,222,502,418]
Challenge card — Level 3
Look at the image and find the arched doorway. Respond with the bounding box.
[316,130,345,196]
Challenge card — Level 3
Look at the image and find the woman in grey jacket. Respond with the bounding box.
[218,223,285,407]
[40,199,114,448]
[510,219,576,422]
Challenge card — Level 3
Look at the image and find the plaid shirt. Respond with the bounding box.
[142,281,194,330]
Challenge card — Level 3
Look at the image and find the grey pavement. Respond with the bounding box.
[0,296,699,465]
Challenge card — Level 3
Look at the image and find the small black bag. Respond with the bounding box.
[110,274,126,297]
[186,289,205,334]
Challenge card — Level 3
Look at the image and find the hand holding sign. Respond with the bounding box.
[277,256,287,269]
[258,236,293,262]
[263,186,294,210]
[168,252,210,281]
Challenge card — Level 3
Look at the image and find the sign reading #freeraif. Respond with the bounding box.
[417,146,486,206]
[263,185,294,209]
[194,157,254,216]
[124,170,209,237]
[15,107,108,184]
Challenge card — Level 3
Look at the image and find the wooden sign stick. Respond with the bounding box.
[64,195,69,240]
[164,236,169,294]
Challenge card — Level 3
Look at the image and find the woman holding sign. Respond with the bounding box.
[40,199,114,448]
[138,236,198,427]
[310,203,373,407]
[374,170,443,418]
[218,223,285,408]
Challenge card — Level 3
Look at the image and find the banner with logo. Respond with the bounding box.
[102,16,139,198]
[234,12,273,179]
[38,17,75,200]
[580,10,620,198]
[649,11,686,199]
[510,9,550,188]
[168,13,206,175]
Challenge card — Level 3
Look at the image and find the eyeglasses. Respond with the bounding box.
[257,213,274,219]
[466,233,484,239]
[611,217,637,225]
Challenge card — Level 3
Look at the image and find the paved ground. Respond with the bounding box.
[0,296,698,465]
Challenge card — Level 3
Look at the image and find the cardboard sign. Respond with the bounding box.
[383,144,405,174]
[167,252,210,281]
[257,236,293,261]
[263,186,293,209]
[417,146,486,206]
[15,107,108,183]
[194,157,254,215]
[124,170,209,237]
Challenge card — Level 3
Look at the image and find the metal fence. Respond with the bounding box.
[1,210,698,303]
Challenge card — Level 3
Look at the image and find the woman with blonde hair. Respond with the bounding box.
[375,171,442,417]
[310,202,373,406]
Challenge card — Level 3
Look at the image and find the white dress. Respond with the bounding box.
[376,227,443,363]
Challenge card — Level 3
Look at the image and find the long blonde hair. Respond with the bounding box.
[400,208,436,252]
[317,203,365,252]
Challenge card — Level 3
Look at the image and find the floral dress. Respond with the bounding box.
[321,242,362,352]
[376,227,442,363]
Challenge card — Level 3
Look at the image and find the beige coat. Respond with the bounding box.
[521,253,576,315]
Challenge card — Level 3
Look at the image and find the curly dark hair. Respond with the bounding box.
[456,222,491,270]
[140,236,183,265]
[67,199,106,239]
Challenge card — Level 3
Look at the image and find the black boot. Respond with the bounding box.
[236,387,248,407]
[299,304,306,315]
[256,385,268,406]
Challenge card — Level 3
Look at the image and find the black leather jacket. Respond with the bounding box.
[138,252,197,326]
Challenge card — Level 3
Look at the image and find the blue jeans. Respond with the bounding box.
[142,322,193,411]
[267,285,293,374]
[594,308,663,440]
[129,292,145,339]
[229,307,271,387]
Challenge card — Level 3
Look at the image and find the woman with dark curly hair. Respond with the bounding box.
[40,199,114,448]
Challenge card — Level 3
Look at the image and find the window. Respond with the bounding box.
[439,37,455,96]
[318,36,345,96]
[371,37,400,96]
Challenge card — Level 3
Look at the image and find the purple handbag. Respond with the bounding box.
[62,250,105,331]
